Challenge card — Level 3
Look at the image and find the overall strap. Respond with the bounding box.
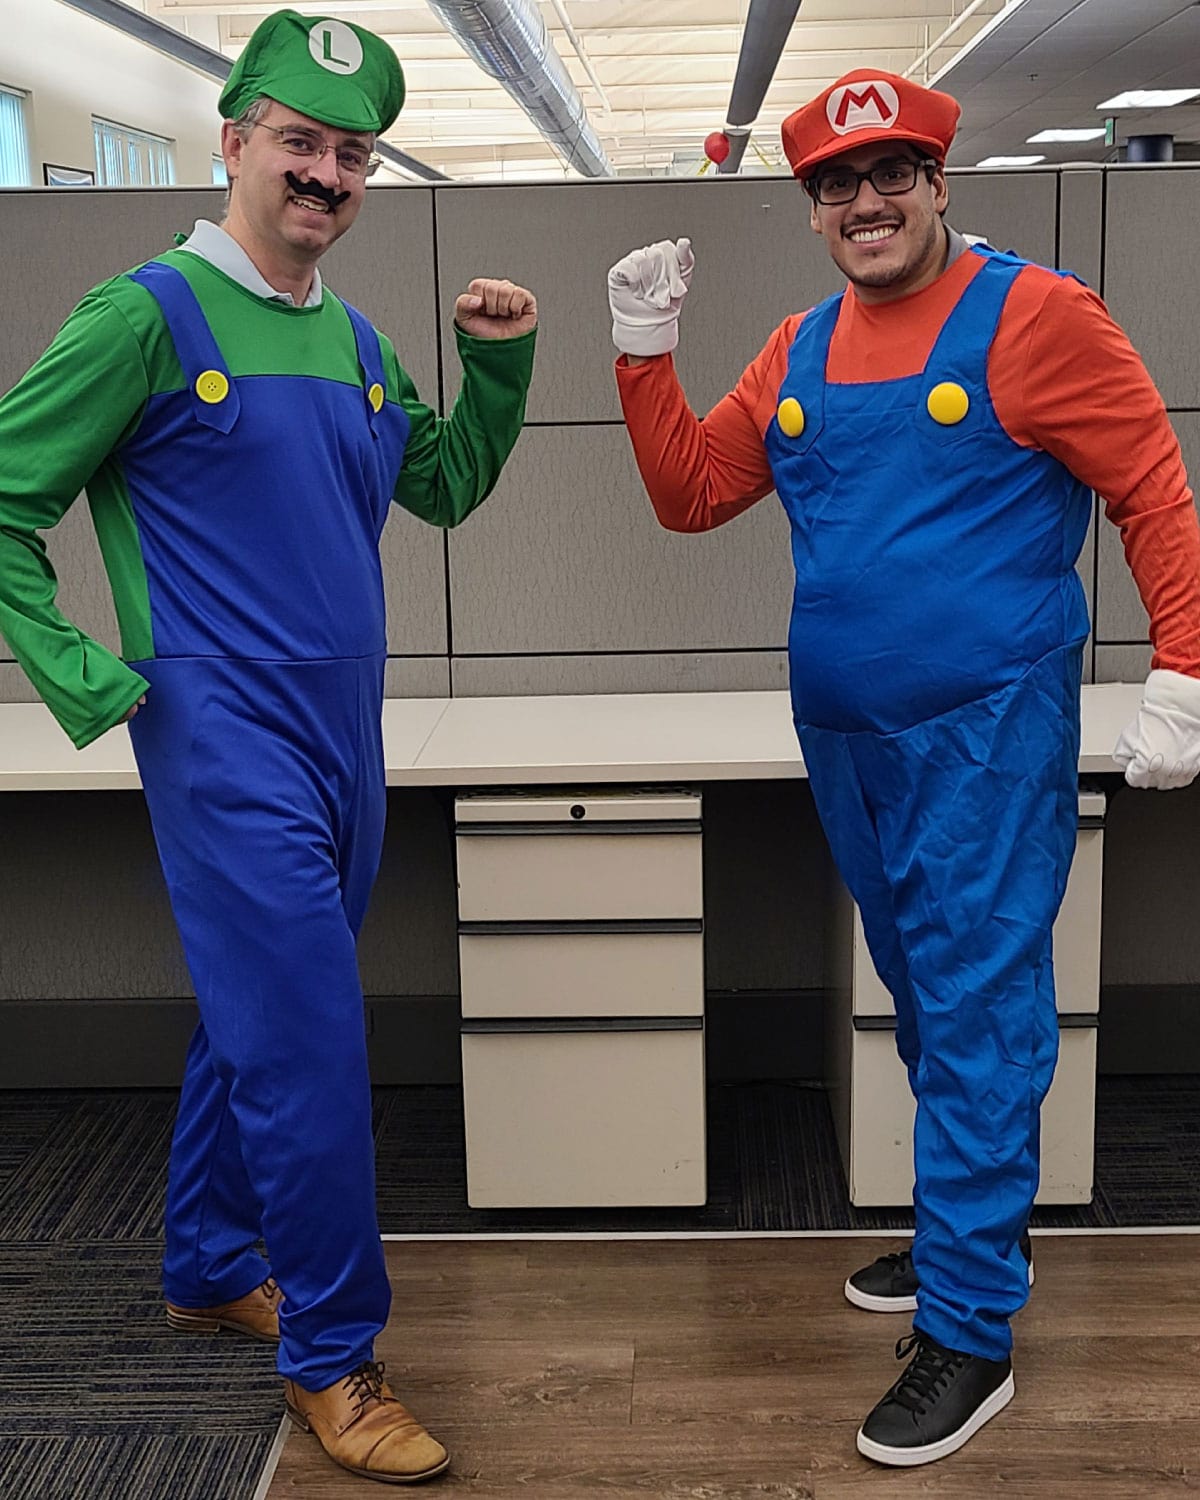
[923,249,1025,396]
[774,289,843,450]
[924,250,1020,370]
[127,260,241,434]
[339,297,387,438]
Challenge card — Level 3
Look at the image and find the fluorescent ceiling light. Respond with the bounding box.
[1096,89,1200,109]
[977,155,1045,167]
[1027,128,1106,143]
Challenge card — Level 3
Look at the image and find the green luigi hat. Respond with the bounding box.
[219,10,405,134]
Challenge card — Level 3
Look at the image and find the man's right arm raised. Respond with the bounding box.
[608,239,798,533]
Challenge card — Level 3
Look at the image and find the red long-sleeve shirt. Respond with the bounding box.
[616,248,1200,677]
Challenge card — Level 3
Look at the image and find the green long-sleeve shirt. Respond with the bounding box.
[0,248,535,747]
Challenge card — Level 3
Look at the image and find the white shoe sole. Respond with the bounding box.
[843,1280,917,1313]
[855,1370,1015,1467]
[844,1261,1033,1314]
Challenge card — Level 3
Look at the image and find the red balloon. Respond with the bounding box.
[704,130,731,165]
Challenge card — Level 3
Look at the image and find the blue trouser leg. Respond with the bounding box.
[131,656,390,1388]
[801,645,1081,1359]
[163,1020,267,1307]
[794,730,923,1092]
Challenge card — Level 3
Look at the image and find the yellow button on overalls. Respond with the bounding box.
[777,397,805,438]
[195,370,229,405]
[926,382,969,425]
[368,383,385,413]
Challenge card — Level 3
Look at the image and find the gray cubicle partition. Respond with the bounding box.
[6,166,1197,704]
[1,166,1199,1085]
[0,185,448,701]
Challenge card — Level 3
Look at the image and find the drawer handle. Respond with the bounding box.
[456,820,701,836]
[852,1014,1098,1032]
[462,1016,703,1034]
[458,919,703,936]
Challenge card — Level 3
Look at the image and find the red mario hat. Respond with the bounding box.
[781,69,960,180]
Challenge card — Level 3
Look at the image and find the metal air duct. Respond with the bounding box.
[718,0,804,174]
[424,0,612,177]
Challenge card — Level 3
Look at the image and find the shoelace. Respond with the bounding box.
[342,1360,389,1414]
[877,1250,913,1271]
[891,1333,969,1415]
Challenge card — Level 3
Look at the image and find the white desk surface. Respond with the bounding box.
[403,690,804,785]
[0,682,1143,790]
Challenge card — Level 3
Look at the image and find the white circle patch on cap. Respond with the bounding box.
[309,19,364,76]
[827,79,900,136]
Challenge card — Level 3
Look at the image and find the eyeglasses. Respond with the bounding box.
[806,158,936,206]
[253,122,381,178]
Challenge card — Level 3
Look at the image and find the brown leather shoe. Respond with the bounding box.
[284,1360,449,1484]
[165,1277,282,1342]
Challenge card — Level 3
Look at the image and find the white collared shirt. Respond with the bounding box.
[175,219,324,308]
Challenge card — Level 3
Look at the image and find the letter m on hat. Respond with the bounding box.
[828,79,900,135]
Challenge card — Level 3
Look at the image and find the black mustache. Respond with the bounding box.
[284,171,350,210]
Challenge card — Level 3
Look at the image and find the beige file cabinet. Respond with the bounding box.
[825,791,1105,1206]
[456,791,706,1208]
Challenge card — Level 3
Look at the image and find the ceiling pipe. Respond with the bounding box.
[56,0,448,179]
[902,0,992,81]
[423,0,612,176]
[907,0,1033,87]
[717,0,804,174]
[546,0,613,117]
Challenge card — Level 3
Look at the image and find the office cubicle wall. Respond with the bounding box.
[1,167,1197,1083]
[1094,169,1200,683]
[4,166,1196,703]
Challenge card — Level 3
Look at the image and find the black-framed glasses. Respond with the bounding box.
[253,122,381,178]
[806,157,936,206]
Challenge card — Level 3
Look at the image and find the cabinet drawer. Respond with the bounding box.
[459,928,703,1019]
[461,1028,706,1207]
[850,795,1104,1018]
[456,828,703,921]
[838,1024,1096,1206]
[456,792,701,825]
[1052,823,1103,1015]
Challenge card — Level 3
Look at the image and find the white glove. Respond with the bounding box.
[1113,668,1200,789]
[607,237,694,357]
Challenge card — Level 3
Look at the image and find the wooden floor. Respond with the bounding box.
[266,1234,1200,1498]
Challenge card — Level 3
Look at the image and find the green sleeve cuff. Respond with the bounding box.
[70,669,151,750]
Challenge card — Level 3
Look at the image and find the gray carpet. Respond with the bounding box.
[0,1239,280,1500]
[1,1076,1197,1498]
[370,1074,1200,1233]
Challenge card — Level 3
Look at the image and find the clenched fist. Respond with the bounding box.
[607,238,694,357]
[454,278,538,339]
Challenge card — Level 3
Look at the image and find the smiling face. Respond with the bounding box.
[220,99,372,281]
[807,141,950,303]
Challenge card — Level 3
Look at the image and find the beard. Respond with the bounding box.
[840,213,942,291]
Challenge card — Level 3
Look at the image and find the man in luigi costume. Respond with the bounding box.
[0,8,536,1484]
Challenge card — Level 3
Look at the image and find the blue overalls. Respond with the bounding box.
[121,262,411,1388]
[764,250,1091,1359]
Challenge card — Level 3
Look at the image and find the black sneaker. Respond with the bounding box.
[856,1331,1015,1466]
[844,1232,1033,1313]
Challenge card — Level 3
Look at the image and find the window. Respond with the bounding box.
[211,154,228,186]
[93,117,176,186]
[0,84,31,186]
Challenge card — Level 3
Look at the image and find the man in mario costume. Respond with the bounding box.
[0,8,536,1485]
[607,68,1200,1466]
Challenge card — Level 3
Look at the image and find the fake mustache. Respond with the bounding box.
[284,171,351,211]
